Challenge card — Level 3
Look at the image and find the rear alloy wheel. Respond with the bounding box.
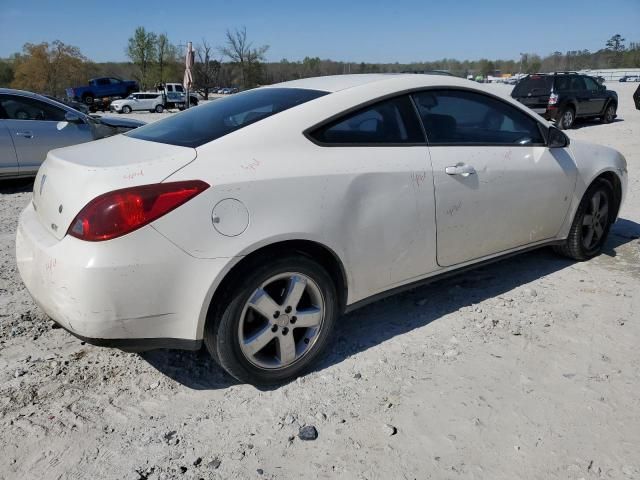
[557,107,575,130]
[601,103,616,123]
[122,105,132,114]
[554,179,613,260]
[154,104,164,113]
[205,256,338,385]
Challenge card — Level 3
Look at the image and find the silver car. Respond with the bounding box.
[0,88,144,179]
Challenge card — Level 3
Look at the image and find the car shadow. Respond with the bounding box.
[570,118,624,130]
[141,218,640,391]
[0,178,34,194]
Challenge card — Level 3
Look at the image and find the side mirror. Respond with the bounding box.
[64,111,83,124]
[548,126,569,148]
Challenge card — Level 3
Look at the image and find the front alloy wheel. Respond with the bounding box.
[554,179,613,260]
[205,255,338,385]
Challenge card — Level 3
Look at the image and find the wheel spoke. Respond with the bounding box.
[594,222,604,240]
[591,192,601,214]
[293,307,322,328]
[283,275,307,310]
[248,289,280,320]
[243,325,276,356]
[583,227,595,248]
[277,334,297,365]
[599,204,608,219]
[582,214,593,226]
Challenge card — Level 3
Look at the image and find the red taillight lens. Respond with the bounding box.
[548,93,559,106]
[68,180,209,241]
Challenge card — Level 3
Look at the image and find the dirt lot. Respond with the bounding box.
[1,83,639,480]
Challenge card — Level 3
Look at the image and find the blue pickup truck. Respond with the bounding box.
[66,77,139,105]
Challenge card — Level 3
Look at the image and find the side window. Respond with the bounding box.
[0,95,66,121]
[570,76,586,91]
[310,96,424,144]
[583,77,598,90]
[97,78,109,86]
[412,89,544,145]
[167,85,174,92]
[175,85,184,93]
[554,76,570,92]
[110,78,121,85]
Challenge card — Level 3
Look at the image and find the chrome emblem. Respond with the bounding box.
[39,174,47,196]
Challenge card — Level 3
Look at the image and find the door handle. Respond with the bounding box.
[445,164,476,176]
[15,131,33,139]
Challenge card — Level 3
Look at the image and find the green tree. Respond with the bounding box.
[126,27,157,89]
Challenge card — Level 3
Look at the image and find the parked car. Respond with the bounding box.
[634,84,640,110]
[43,95,90,114]
[511,72,618,129]
[16,75,627,385]
[619,75,640,82]
[110,92,164,113]
[155,83,199,110]
[66,77,139,105]
[0,88,144,179]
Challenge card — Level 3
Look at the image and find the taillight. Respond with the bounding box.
[68,180,209,241]
[548,93,559,106]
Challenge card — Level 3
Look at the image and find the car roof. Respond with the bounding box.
[266,73,473,93]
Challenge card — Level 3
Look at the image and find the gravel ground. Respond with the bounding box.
[1,83,639,480]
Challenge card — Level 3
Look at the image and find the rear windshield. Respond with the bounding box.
[127,87,328,148]
[512,75,553,97]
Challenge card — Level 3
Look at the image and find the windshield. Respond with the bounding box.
[512,75,553,96]
[127,87,328,148]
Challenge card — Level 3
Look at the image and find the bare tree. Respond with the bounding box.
[156,33,176,84]
[193,39,221,98]
[219,27,269,88]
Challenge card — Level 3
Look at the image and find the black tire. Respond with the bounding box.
[83,94,94,105]
[204,255,338,385]
[553,178,614,260]
[122,105,132,114]
[601,103,616,123]
[154,104,164,113]
[557,106,575,130]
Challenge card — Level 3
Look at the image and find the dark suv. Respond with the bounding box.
[511,72,617,129]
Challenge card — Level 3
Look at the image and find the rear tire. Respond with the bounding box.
[557,106,575,130]
[204,255,338,386]
[553,178,614,260]
[83,94,94,105]
[154,104,164,113]
[601,103,616,123]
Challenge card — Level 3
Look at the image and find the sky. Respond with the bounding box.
[1,0,639,63]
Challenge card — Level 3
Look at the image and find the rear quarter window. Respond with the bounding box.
[127,88,328,148]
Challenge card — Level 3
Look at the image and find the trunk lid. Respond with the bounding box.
[32,134,197,240]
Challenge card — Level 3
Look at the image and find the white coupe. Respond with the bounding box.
[16,74,627,385]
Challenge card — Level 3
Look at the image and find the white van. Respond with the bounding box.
[110,92,164,114]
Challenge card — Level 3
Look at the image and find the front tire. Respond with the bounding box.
[121,105,132,114]
[205,255,338,385]
[601,103,616,123]
[554,179,614,260]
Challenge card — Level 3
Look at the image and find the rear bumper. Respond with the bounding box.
[16,202,229,350]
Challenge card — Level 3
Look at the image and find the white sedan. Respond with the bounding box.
[16,74,627,385]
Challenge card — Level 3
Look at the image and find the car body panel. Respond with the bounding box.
[0,123,20,178]
[32,134,197,240]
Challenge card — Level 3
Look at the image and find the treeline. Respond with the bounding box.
[1,32,638,98]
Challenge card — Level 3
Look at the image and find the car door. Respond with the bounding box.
[0,114,19,177]
[583,76,607,115]
[412,89,577,267]
[306,95,437,295]
[568,75,590,116]
[0,94,94,175]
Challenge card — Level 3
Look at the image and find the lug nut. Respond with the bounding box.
[284,306,292,314]
[282,327,289,335]
[271,325,278,333]
[273,311,280,319]
[290,316,297,324]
